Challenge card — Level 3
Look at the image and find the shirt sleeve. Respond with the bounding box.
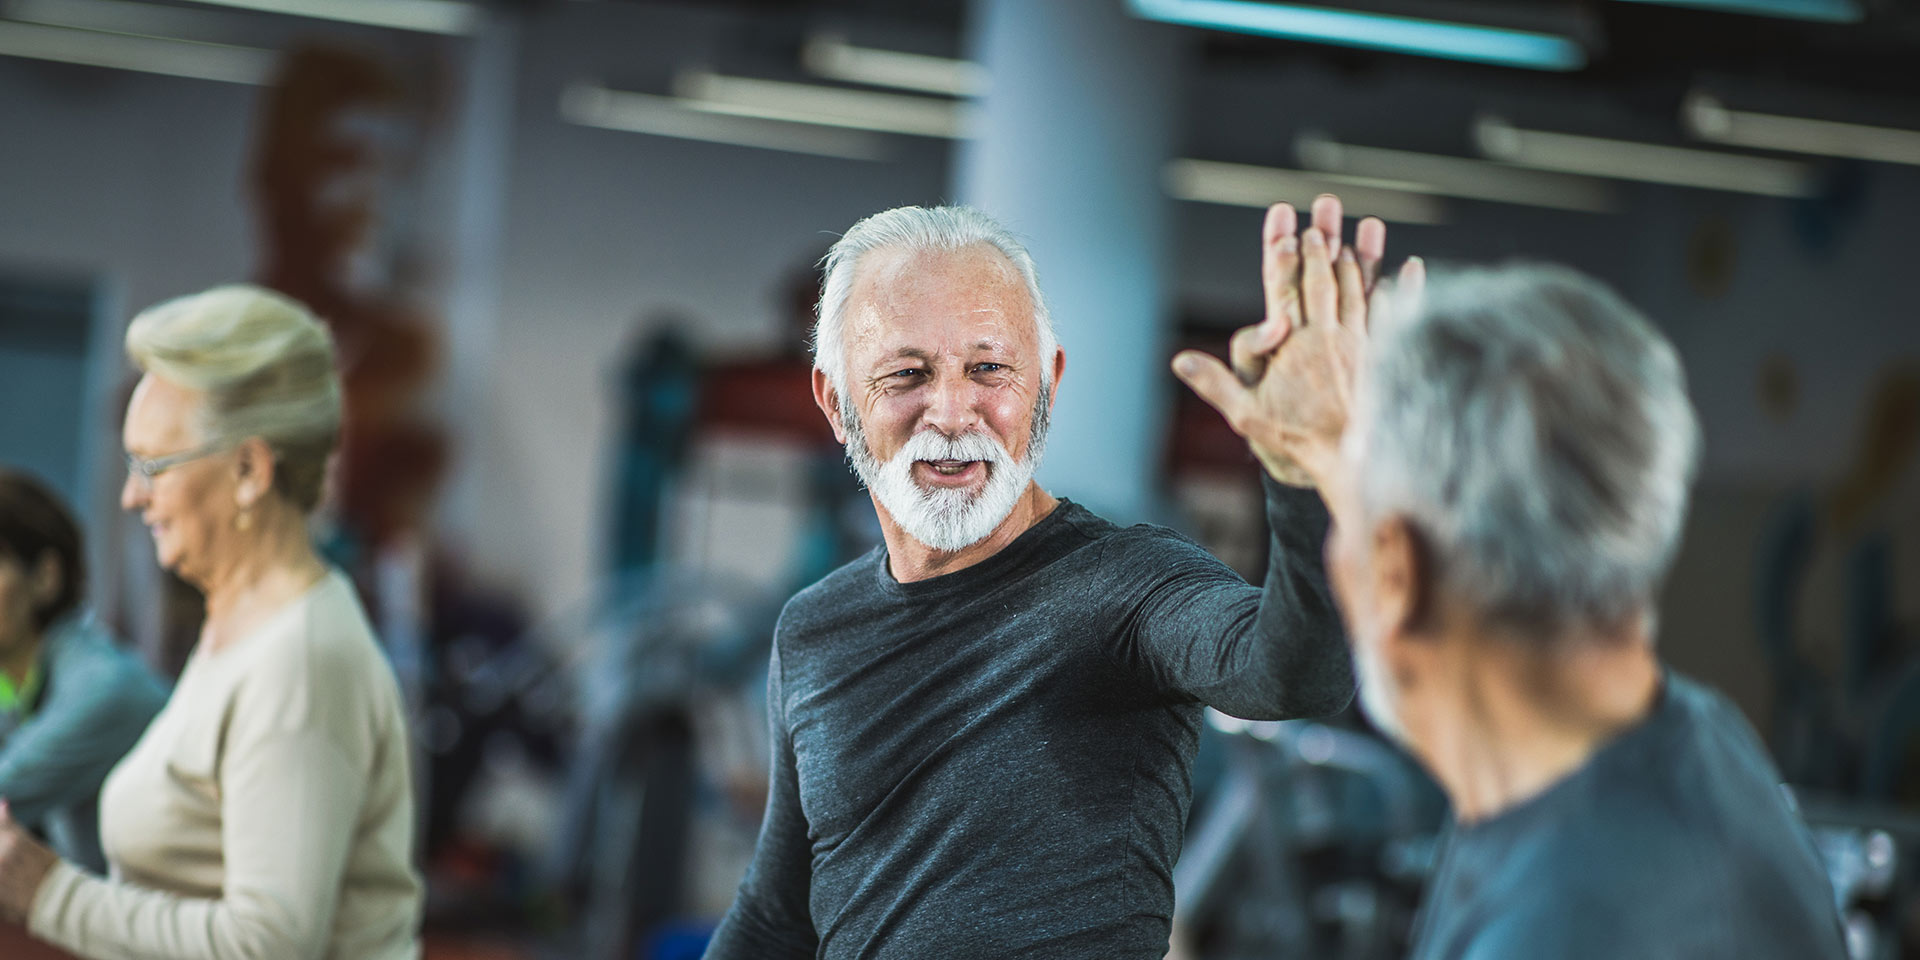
[1119,477,1354,720]
[703,642,819,960]
[28,656,371,960]
[0,631,164,826]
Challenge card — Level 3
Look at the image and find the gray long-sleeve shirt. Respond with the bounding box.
[704,481,1353,960]
[0,614,166,873]
[1410,672,1847,960]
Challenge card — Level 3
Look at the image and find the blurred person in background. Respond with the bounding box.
[0,285,422,959]
[0,470,166,875]
[1176,206,1846,958]
[703,201,1393,960]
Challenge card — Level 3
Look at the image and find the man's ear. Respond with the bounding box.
[1372,515,1436,641]
[1047,346,1065,406]
[812,368,848,445]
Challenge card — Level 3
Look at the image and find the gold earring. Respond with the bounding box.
[235,509,253,532]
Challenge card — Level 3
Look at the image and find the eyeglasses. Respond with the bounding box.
[123,440,231,488]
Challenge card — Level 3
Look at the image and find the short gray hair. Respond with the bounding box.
[1350,264,1700,634]
[126,284,343,511]
[815,205,1056,396]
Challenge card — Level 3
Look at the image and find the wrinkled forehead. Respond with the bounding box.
[123,374,210,452]
[844,245,1040,359]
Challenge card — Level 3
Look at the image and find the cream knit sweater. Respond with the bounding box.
[28,571,422,960]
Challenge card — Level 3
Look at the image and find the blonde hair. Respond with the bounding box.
[126,284,343,511]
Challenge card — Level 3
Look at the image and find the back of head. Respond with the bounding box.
[126,284,343,512]
[0,470,84,632]
[1351,264,1700,635]
[814,205,1057,395]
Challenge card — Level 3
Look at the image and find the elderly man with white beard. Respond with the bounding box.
[701,199,1386,960]
[1174,215,1848,957]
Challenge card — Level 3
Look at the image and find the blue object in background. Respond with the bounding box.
[607,323,700,577]
[0,276,97,510]
[641,921,712,960]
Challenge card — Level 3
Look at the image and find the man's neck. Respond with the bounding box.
[880,482,1059,583]
[1423,620,1662,824]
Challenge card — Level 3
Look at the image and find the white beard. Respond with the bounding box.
[842,389,1049,553]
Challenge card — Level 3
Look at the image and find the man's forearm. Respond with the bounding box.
[1252,477,1356,718]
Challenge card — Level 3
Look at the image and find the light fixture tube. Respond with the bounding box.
[1130,0,1586,71]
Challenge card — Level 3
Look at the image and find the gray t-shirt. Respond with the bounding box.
[1410,672,1847,960]
[704,483,1353,960]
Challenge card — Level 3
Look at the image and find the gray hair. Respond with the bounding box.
[814,205,1057,397]
[1350,263,1700,634]
[126,284,343,511]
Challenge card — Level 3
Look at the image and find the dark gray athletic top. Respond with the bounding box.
[703,482,1353,960]
[1409,672,1848,960]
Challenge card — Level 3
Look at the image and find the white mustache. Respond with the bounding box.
[897,429,1009,465]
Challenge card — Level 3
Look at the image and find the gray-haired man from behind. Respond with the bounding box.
[1176,220,1847,958]
[700,200,1385,959]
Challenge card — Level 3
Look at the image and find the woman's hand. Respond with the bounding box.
[0,801,60,925]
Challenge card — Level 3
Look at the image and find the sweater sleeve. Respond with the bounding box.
[0,627,164,827]
[703,642,818,960]
[1121,477,1354,720]
[29,725,365,960]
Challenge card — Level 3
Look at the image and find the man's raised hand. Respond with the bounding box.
[1173,196,1422,491]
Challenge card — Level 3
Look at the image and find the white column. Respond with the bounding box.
[954,0,1183,522]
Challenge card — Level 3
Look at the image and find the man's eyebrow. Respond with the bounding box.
[868,347,933,372]
[865,342,1016,372]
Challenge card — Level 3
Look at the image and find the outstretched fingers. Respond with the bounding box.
[1260,202,1301,344]
[1230,322,1275,385]
[1310,194,1344,261]
[1365,255,1427,333]
[1397,255,1427,311]
[1336,246,1367,330]
[1173,350,1259,438]
[1301,228,1338,330]
[1354,216,1386,291]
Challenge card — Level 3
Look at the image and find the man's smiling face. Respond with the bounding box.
[834,243,1054,551]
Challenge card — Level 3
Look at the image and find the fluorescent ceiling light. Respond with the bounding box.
[1610,0,1859,23]
[1473,116,1815,197]
[1130,0,1585,71]
[4,0,240,38]
[1295,131,1617,212]
[0,19,273,83]
[801,32,984,97]
[1686,92,1920,168]
[559,82,891,161]
[174,0,478,35]
[1165,158,1448,225]
[672,70,968,139]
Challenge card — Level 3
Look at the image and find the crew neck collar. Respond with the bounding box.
[872,499,1079,598]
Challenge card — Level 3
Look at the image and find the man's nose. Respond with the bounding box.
[920,374,981,437]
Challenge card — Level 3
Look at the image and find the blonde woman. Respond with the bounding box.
[0,285,422,959]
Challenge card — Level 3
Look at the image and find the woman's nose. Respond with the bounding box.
[119,471,145,511]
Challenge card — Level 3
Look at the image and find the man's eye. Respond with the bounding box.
[976,363,1005,374]
[891,369,923,379]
